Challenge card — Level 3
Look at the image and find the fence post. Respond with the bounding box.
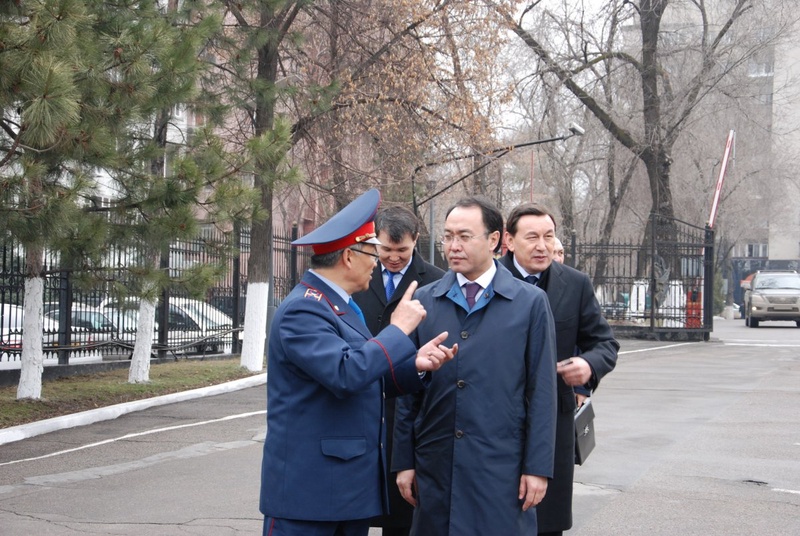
[703,225,715,341]
[649,213,656,332]
[157,250,169,360]
[569,229,577,267]
[231,222,242,354]
[56,269,72,365]
[290,223,298,289]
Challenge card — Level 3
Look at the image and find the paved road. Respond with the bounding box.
[0,317,798,535]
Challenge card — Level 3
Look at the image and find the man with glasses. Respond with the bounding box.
[499,203,618,536]
[352,205,445,536]
[260,189,458,536]
[392,196,557,535]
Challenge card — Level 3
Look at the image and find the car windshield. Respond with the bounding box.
[754,274,800,290]
[178,301,231,329]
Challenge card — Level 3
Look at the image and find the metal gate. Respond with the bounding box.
[568,214,714,341]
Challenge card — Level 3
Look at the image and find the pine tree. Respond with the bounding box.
[0,1,258,396]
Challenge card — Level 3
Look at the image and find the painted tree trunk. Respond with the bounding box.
[17,276,45,400]
[240,281,269,371]
[129,298,157,383]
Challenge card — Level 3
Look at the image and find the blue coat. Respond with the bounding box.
[353,254,446,529]
[499,253,619,532]
[259,271,426,522]
[393,263,557,535]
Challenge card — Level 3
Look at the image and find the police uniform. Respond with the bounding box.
[259,190,429,536]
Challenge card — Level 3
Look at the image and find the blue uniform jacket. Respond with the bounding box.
[260,271,427,522]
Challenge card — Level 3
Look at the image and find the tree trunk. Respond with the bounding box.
[17,250,45,400]
[129,297,157,383]
[639,0,676,223]
[240,6,279,372]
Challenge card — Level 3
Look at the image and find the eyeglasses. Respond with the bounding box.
[440,232,489,245]
[348,247,380,263]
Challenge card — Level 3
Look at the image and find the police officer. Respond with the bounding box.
[259,189,457,536]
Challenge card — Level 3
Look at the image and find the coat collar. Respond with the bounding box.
[500,252,570,312]
[301,271,372,337]
[368,253,430,306]
[431,260,525,301]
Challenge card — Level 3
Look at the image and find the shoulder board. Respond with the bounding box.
[300,282,345,316]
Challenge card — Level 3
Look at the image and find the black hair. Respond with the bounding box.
[309,250,343,269]
[374,206,420,243]
[505,203,557,236]
[445,196,504,253]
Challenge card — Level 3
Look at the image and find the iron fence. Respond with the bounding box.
[0,225,310,367]
[566,214,714,340]
[1,213,715,368]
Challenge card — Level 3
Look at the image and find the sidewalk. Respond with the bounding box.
[0,373,267,446]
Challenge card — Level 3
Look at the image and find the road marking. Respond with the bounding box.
[0,410,266,468]
[723,342,800,348]
[619,343,693,355]
[773,488,800,495]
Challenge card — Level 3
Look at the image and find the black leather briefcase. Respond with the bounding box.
[574,398,596,465]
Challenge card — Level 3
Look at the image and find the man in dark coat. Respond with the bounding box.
[499,203,619,536]
[259,189,457,536]
[393,197,557,536]
[353,206,446,536]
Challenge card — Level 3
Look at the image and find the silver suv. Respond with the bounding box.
[742,270,800,328]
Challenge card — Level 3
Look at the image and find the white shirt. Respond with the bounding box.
[455,262,497,299]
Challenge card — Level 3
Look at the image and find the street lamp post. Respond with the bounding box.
[411,123,585,216]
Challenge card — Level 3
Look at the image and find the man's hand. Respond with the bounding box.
[390,281,426,335]
[518,474,548,511]
[557,356,592,386]
[397,469,418,506]
[416,332,457,372]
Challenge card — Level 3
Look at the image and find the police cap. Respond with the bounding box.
[292,189,382,255]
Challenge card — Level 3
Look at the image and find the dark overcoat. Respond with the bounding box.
[499,253,619,532]
[393,263,557,535]
[259,271,426,522]
[353,254,446,529]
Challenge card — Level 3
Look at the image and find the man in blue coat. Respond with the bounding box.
[259,189,458,536]
[392,197,557,536]
[499,203,619,536]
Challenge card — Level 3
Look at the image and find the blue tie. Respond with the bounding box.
[525,274,539,286]
[348,298,366,325]
[385,271,399,300]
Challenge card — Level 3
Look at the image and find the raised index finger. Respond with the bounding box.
[400,280,419,301]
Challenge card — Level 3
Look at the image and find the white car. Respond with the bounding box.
[101,298,234,355]
[0,304,81,361]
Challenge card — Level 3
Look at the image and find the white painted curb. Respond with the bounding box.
[0,373,267,446]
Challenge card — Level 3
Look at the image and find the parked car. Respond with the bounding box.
[44,307,118,347]
[0,304,78,357]
[741,270,800,328]
[101,298,234,354]
[0,304,24,355]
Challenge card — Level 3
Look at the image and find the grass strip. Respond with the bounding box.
[0,359,260,429]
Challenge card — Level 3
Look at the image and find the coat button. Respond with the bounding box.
[456,380,466,388]
[380,442,384,449]
[460,331,469,339]
[455,430,464,438]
